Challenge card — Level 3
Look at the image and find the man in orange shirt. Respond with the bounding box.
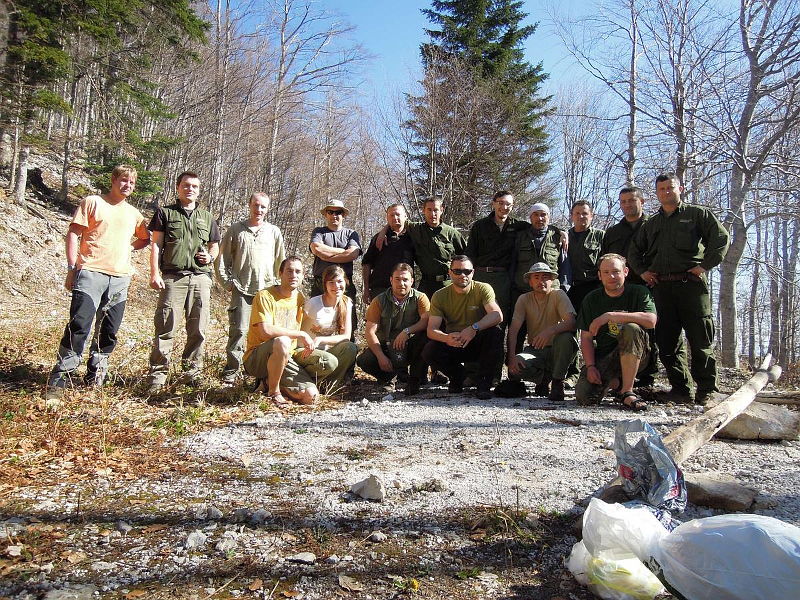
[46,165,150,400]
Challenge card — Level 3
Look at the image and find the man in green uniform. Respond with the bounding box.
[567,200,605,314]
[357,263,429,396]
[422,255,503,399]
[628,173,730,405]
[466,190,529,323]
[576,254,657,411]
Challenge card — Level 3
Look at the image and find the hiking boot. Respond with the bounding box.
[220,371,239,386]
[447,380,464,394]
[378,379,395,394]
[83,368,107,387]
[44,385,65,403]
[657,388,694,404]
[431,371,449,385]
[695,391,716,406]
[475,387,493,400]
[534,376,551,397]
[548,379,565,402]
[405,378,421,396]
[146,381,165,395]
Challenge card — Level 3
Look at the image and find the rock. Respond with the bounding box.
[287,551,316,564]
[250,508,269,525]
[685,472,758,510]
[90,561,115,571]
[216,538,237,554]
[6,544,23,557]
[714,401,800,440]
[185,530,208,549]
[43,586,98,600]
[233,508,250,523]
[325,554,340,564]
[350,474,386,501]
[115,520,132,534]
[368,531,387,543]
[381,394,394,402]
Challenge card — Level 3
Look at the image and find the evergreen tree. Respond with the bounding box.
[406,0,551,224]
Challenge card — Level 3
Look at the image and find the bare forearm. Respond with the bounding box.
[580,332,596,365]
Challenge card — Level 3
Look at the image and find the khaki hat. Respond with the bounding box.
[321,199,349,216]
[524,262,558,278]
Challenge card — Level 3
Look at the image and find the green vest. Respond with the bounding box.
[160,203,214,274]
[514,226,562,291]
[376,288,424,343]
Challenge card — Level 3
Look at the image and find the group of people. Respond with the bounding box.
[45,165,730,411]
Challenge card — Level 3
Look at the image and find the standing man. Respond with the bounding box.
[422,255,503,399]
[567,200,605,314]
[576,254,657,411]
[466,190,529,324]
[244,257,335,406]
[361,203,414,304]
[309,199,361,331]
[46,165,150,400]
[215,192,286,384]
[602,187,647,286]
[506,263,578,402]
[146,171,220,392]
[357,263,430,395]
[511,203,568,300]
[629,173,730,405]
[407,196,467,299]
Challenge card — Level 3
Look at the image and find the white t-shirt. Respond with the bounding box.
[302,295,350,350]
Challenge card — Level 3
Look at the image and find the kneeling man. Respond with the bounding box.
[422,255,503,399]
[506,263,578,401]
[576,253,657,411]
[357,263,430,396]
[244,256,336,406]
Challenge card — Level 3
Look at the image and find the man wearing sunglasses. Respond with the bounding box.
[422,255,503,399]
[309,199,362,334]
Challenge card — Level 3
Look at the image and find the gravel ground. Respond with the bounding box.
[4,386,799,599]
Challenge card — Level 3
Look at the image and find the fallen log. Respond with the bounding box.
[597,355,782,503]
[755,391,800,406]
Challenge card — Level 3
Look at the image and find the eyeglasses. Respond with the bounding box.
[326,209,344,216]
[450,268,473,276]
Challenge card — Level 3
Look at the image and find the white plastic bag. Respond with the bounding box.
[648,514,800,600]
[568,540,666,600]
[568,499,667,600]
[582,498,668,561]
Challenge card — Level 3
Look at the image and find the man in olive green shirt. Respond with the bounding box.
[422,255,503,399]
[628,173,730,404]
[567,200,605,314]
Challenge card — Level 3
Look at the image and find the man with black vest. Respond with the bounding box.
[146,171,220,392]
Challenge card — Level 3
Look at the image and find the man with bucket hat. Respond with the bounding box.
[505,262,578,401]
[309,199,362,334]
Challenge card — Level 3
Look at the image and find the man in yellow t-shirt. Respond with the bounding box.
[506,263,578,401]
[422,255,503,399]
[243,256,335,406]
[46,165,150,401]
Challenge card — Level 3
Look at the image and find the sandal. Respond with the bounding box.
[620,391,647,412]
[265,392,292,409]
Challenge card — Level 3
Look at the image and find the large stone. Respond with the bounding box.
[714,400,800,440]
[43,586,97,600]
[350,474,386,501]
[685,472,758,511]
[287,551,317,564]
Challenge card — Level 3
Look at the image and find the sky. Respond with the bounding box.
[322,0,585,104]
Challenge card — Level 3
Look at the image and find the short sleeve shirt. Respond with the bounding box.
[72,195,149,276]
[577,284,656,357]
[310,226,362,278]
[246,287,305,354]
[149,206,221,242]
[511,290,576,347]
[429,281,495,333]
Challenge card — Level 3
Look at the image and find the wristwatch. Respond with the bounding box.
[67,264,77,271]
[403,327,411,335]
[471,323,480,331]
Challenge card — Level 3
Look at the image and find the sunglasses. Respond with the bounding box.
[326,209,344,215]
[450,268,473,276]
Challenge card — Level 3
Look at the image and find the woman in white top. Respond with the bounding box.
[302,265,358,389]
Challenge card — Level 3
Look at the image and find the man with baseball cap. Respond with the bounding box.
[309,199,362,334]
[505,262,578,401]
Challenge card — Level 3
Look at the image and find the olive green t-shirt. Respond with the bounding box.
[429,281,495,333]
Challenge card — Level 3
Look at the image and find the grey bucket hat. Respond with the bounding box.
[524,262,558,278]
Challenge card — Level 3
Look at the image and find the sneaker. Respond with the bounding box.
[251,378,266,393]
[83,369,107,387]
[378,379,395,393]
[220,372,238,386]
[431,371,449,385]
[475,388,493,400]
[548,379,565,402]
[44,385,65,402]
[405,378,421,396]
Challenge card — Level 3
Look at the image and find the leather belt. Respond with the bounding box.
[422,274,447,282]
[658,272,702,283]
[475,266,507,272]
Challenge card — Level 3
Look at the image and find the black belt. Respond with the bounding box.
[422,274,447,282]
[475,266,507,272]
[658,272,702,283]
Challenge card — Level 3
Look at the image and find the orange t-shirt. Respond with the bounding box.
[73,195,149,276]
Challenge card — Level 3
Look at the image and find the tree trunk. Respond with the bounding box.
[12,145,29,206]
[768,217,780,357]
[747,194,760,366]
